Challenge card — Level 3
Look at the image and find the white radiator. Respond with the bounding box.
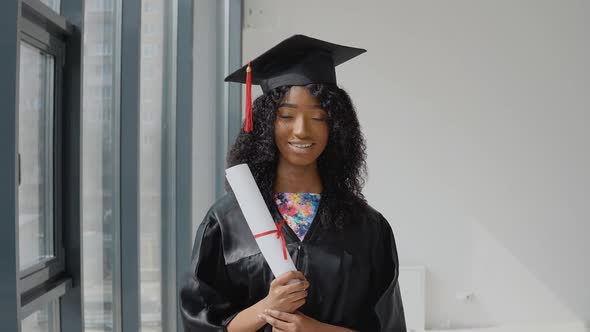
[398,265,426,332]
[396,266,588,332]
[427,322,589,332]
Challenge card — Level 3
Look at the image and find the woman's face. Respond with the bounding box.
[274,86,329,169]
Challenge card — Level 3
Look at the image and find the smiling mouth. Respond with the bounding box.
[289,142,313,149]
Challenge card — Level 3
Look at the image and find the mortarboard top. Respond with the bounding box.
[225,34,366,94]
[225,34,366,132]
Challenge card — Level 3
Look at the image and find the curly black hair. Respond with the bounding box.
[226,84,368,230]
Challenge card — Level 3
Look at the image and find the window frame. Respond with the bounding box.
[2,0,238,330]
[16,0,77,326]
[18,26,67,294]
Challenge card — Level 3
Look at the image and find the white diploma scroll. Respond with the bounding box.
[225,164,297,279]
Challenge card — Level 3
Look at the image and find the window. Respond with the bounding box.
[3,0,199,330]
[89,0,112,11]
[100,42,113,56]
[21,300,60,332]
[144,66,157,80]
[18,41,56,272]
[81,0,121,331]
[103,63,112,75]
[143,23,156,36]
[142,44,157,58]
[143,1,158,13]
[139,0,177,330]
[40,0,60,13]
[18,12,67,297]
[12,1,76,330]
[102,86,113,98]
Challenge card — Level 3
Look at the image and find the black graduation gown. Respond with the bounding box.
[180,193,406,331]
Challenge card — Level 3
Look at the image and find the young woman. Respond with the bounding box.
[180,35,406,332]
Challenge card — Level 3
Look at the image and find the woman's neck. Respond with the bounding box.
[274,159,322,194]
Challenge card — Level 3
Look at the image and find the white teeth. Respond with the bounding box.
[290,143,312,148]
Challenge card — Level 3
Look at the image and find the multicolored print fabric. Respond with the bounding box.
[273,193,321,240]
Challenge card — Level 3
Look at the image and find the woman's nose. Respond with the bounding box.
[292,116,309,137]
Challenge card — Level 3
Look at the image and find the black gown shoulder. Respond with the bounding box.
[180,193,406,332]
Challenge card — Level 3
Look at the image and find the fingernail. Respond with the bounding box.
[257,314,264,319]
[264,309,269,313]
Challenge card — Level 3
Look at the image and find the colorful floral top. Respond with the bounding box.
[273,193,321,240]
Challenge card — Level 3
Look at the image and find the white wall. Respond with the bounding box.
[242,0,590,329]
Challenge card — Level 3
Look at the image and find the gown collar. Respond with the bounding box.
[270,196,323,243]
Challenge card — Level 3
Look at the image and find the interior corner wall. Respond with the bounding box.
[242,0,590,329]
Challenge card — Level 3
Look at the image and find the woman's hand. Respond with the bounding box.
[262,271,309,313]
[258,310,358,332]
[258,310,321,332]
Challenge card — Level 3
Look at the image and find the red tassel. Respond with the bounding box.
[244,62,253,132]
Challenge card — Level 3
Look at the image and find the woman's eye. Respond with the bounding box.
[312,117,326,121]
[279,114,293,119]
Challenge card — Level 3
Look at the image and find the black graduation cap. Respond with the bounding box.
[224,34,366,132]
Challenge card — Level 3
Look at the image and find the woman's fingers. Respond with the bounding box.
[265,271,308,312]
[293,298,305,308]
[284,279,309,294]
[265,309,298,322]
[273,270,305,286]
[258,313,291,330]
[285,288,307,302]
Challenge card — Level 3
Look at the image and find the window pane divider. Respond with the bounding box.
[0,0,21,330]
[173,0,194,331]
[120,0,142,330]
[58,0,84,330]
[21,0,73,37]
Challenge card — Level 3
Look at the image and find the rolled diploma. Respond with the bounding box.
[225,164,297,279]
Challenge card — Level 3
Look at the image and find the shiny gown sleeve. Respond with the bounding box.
[370,215,407,332]
[180,211,241,332]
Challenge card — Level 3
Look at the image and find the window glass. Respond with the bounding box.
[21,300,59,332]
[39,0,60,13]
[18,41,55,271]
[82,0,120,331]
[139,0,177,330]
[139,0,165,330]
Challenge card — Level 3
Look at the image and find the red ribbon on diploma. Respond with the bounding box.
[254,219,288,260]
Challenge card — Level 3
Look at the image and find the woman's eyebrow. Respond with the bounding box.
[278,102,322,109]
